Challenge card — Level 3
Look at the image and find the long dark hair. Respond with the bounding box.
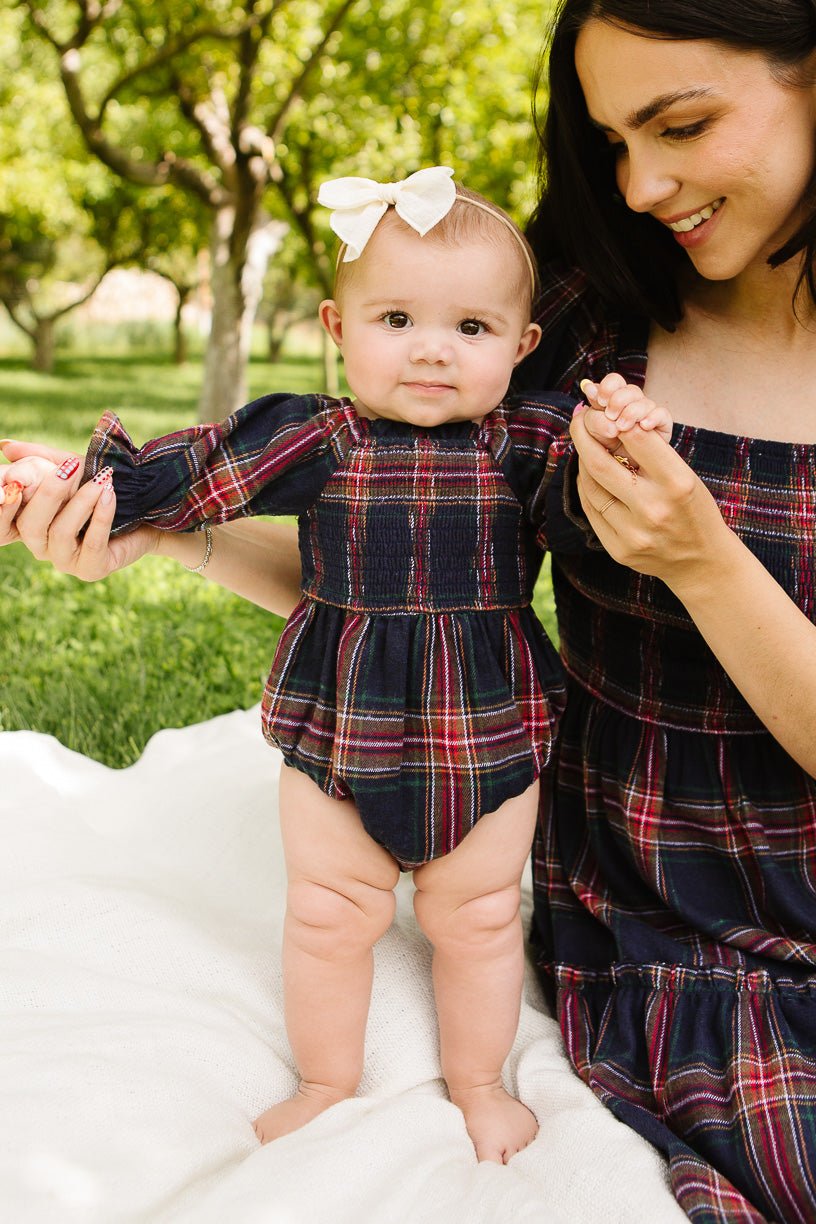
[528,0,816,328]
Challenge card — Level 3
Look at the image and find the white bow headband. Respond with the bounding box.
[317,165,537,293]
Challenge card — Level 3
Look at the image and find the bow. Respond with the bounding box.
[317,166,457,262]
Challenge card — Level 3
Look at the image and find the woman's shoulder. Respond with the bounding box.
[515,259,648,398]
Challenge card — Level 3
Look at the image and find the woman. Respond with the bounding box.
[3,1,816,1217]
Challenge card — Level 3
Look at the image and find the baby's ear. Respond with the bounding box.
[318,300,344,349]
[514,322,541,365]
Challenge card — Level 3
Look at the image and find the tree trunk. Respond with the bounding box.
[197,208,286,421]
[32,317,56,373]
[174,287,190,365]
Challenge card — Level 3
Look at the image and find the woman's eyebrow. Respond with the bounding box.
[589,87,716,133]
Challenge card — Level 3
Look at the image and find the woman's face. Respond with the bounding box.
[574,20,816,284]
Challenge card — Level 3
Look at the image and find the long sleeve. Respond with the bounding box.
[492,393,599,554]
[83,393,357,536]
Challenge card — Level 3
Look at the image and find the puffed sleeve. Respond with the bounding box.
[83,393,355,536]
[490,393,601,554]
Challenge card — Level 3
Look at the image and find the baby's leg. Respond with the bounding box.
[412,781,539,1163]
[253,765,400,1144]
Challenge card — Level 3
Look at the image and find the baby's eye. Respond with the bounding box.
[382,311,411,329]
[458,319,487,337]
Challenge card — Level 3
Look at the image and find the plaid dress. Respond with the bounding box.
[84,394,571,869]
[516,264,816,1223]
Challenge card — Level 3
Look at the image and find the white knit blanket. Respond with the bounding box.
[1,708,685,1223]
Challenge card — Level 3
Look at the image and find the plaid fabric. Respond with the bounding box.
[85,392,574,869]
[518,267,816,1222]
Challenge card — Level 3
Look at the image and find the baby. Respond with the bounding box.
[1,167,671,1163]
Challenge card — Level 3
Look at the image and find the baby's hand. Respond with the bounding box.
[0,455,60,512]
[579,374,673,469]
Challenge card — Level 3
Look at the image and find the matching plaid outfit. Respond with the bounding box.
[84,394,571,869]
[84,261,816,1219]
[517,264,816,1224]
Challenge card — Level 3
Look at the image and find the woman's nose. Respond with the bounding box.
[619,148,680,215]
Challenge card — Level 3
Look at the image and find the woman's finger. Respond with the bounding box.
[1,439,76,465]
[570,409,642,505]
[13,456,84,559]
[71,481,119,579]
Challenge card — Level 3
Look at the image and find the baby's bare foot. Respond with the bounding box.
[253,1082,352,1145]
[449,1082,538,1164]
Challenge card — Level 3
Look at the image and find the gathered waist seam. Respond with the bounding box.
[552,961,816,996]
[563,663,765,734]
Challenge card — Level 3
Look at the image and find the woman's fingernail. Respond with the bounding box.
[572,403,585,415]
[3,480,22,501]
[0,438,14,448]
[92,466,113,485]
[56,457,81,480]
[101,482,115,505]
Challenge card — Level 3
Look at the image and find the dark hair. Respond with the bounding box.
[529,0,816,328]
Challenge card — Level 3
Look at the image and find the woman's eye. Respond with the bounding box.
[458,319,486,337]
[661,121,707,142]
[383,311,411,329]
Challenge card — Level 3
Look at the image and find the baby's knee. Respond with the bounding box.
[414,885,522,953]
[287,877,396,958]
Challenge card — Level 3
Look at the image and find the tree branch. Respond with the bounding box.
[268,0,359,144]
[96,1,289,121]
[0,296,36,340]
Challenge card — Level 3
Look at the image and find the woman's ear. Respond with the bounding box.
[319,300,343,349]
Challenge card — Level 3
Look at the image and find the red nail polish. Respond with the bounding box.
[56,457,81,480]
[92,466,113,485]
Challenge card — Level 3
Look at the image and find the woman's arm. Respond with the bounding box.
[1,441,302,620]
[570,412,816,777]
[156,519,301,619]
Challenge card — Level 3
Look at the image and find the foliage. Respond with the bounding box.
[7,1,555,395]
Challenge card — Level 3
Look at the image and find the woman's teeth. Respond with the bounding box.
[668,199,723,232]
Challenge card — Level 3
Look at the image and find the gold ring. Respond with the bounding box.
[613,452,639,480]
[598,495,617,517]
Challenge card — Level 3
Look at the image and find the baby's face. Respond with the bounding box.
[319,223,540,428]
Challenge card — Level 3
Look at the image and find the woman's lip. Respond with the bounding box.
[669,200,724,249]
[658,199,723,226]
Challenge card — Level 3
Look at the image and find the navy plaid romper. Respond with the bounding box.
[85,393,574,869]
[519,262,816,1224]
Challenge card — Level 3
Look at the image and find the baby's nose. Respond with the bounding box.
[409,331,453,363]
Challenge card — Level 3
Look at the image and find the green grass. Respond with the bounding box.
[1,348,556,767]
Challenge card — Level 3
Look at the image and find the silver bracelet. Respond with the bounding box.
[183,524,213,574]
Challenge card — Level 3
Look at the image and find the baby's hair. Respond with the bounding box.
[334,185,540,317]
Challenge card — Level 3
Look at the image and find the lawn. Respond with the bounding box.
[1,350,556,767]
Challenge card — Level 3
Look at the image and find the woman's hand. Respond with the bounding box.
[0,439,160,579]
[571,408,816,777]
[569,407,729,596]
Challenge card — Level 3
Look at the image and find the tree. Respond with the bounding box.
[21,0,357,418]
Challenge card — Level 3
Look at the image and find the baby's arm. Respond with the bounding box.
[579,373,672,467]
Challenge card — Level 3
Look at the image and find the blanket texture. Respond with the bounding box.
[1,708,684,1222]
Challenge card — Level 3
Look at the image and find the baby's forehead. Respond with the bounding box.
[336,216,528,308]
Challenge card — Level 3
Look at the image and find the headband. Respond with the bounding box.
[317,166,537,294]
